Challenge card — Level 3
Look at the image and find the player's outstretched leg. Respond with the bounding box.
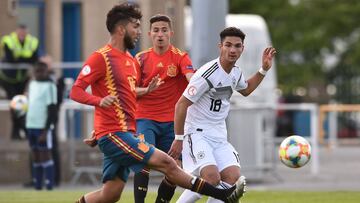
[207,176,246,203]
[134,169,150,203]
[148,149,245,203]
[75,177,126,203]
[155,177,177,203]
[225,176,246,203]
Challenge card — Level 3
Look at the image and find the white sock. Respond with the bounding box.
[206,197,223,203]
[176,189,202,203]
[206,181,233,203]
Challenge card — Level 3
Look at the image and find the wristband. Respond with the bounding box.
[259,67,267,76]
[175,134,184,141]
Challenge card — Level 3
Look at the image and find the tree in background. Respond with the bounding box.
[230,0,360,103]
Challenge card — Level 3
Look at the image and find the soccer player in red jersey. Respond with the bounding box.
[133,15,194,203]
[71,3,245,203]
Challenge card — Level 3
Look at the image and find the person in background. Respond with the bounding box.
[40,55,64,187]
[22,56,63,188]
[133,14,194,203]
[26,61,57,190]
[0,24,39,140]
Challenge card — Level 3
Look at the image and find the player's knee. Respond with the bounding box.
[101,182,123,203]
[162,157,179,177]
[221,168,241,185]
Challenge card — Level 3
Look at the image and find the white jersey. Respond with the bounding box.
[183,58,248,141]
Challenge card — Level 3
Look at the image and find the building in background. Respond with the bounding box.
[0,0,185,78]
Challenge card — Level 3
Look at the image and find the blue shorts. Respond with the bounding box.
[97,131,155,183]
[136,119,175,153]
[27,128,53,151]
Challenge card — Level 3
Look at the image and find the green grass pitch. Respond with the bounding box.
[0,190,359,203]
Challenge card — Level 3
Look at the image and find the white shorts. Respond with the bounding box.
[182,130,241,176]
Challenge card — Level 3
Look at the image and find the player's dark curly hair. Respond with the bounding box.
[149,14,172,28]
[106,2,142,34]
[220,27,246,42]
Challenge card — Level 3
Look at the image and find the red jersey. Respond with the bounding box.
[71,45,140,139]
[135,45,194,122]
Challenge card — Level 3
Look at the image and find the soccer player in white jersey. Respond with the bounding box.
[169,27,276,203]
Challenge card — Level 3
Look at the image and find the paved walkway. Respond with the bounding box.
[1,144,360,192]
[251,144,360,191]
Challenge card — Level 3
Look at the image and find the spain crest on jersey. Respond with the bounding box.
[167,64,177,77]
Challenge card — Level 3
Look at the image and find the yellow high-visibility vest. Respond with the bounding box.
[1,32,39,59]
[0,32,39,83]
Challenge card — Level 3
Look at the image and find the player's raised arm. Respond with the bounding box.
[238,47,276,96]
[262,47,276,71]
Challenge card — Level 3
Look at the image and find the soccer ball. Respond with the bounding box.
[279,135,311,168]
[10,94,28,117]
